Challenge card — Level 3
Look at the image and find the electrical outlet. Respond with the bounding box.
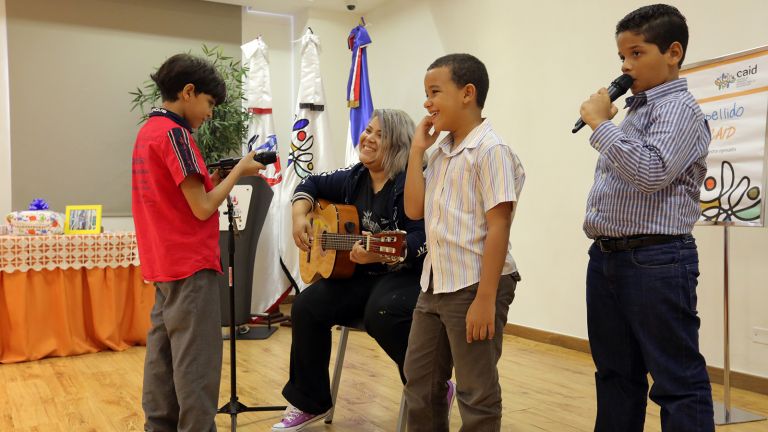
[752,327,768,345]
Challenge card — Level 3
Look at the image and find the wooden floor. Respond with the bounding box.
[1,327,767,431]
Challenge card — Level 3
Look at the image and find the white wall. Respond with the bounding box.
[356,0,768,378]
[0,0,11,217]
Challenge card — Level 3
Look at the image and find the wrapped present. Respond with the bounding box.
[6,211,65,235]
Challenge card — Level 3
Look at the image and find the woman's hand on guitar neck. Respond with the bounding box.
[350,241,388,264]
[350,231,400,265]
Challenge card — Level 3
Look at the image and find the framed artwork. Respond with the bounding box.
[64,205,102,234]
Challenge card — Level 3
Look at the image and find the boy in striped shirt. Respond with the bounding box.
[403,53,525,431]
[578,5,714,432]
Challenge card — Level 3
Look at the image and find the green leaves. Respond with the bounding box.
[129,45,249,165]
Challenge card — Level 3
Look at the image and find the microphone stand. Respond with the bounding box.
[712,216,764,425]
[217,194,286,430]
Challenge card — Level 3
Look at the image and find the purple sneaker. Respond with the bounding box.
[271,405,330,431]
[446,379,457,416]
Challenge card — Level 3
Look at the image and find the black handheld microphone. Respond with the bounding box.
[572,74,634,134]
[206,151,278,170]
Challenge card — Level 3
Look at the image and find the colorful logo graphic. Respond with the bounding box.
[701,161,761,222]
[714,72,736,90]
[288,117,315,179]
[713,64,759,91]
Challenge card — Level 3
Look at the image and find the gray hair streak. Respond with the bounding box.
[371,108,415,179]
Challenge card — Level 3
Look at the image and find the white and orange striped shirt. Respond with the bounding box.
[421,119,525,293]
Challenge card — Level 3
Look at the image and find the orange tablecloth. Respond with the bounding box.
[0,233,154,363]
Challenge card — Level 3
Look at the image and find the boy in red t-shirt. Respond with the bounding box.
[131,53,264,432]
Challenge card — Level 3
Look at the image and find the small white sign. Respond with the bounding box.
[218,185,252,231]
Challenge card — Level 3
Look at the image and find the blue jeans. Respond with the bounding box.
[587,236,714,432]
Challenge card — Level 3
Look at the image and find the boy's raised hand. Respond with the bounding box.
[579,88,619,131]
[412,115,439,151]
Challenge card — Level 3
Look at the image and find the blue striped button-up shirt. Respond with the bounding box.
[583,78,710,239]
[422,119,525,293]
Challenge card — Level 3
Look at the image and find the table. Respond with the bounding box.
[0,233,153,363]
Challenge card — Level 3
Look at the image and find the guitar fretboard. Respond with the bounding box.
[320,233,368,251]
[319,232,400,255]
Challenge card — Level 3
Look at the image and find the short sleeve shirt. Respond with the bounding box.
[131,108,221,282]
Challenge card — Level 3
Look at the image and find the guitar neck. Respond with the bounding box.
[320,233,368,251]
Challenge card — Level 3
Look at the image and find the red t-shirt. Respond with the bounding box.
[131,108,221,282]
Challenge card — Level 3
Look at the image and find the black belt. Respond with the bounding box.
[594,235,687,252]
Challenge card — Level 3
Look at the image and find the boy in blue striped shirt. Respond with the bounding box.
[579,4,714,432]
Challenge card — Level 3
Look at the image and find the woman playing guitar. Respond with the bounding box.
[273,109,427,431]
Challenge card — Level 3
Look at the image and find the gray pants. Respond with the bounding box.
[403,274,517,432]
[142,269,222,432]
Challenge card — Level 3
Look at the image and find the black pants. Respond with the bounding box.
[282,268,421,414]
[587,237,714,432]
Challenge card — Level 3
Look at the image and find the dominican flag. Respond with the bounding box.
[344,24,373,167]
[279,28,335,291]
[241,36,290,313]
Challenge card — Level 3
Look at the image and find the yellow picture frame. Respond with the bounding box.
[64,205,103,235]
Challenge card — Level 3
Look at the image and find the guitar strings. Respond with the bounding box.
[317,232,402,255]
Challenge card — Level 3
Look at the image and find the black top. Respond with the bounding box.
[292,163,427,276]
[353,175,395,234]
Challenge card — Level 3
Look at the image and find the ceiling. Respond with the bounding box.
[204,0,390,15]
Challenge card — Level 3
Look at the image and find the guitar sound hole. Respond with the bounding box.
[344,222,356,234]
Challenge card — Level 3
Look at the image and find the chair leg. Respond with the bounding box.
[325,326,350,424]
[396,389,407,432]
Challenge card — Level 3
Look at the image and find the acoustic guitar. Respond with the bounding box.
[299,199,407,284]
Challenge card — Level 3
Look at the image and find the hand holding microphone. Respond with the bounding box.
[208,150,277,180]
[573,74,634,133]
[207,151,277,170]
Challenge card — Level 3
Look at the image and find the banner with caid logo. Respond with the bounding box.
[682,46,768,226]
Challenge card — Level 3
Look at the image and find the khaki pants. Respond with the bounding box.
[142,270,222,432]
[403,273,517,432]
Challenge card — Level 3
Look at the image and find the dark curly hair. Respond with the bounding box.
[616,4,688,68]
[151,53,226,105]
[428,54,489,109]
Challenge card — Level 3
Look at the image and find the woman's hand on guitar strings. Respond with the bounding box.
[292,216,313,252]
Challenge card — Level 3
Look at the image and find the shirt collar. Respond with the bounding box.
[437,118,491,156]
[624,78,688,109]
[148,107,193,132]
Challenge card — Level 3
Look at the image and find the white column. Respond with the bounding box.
[0,0,12,216]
